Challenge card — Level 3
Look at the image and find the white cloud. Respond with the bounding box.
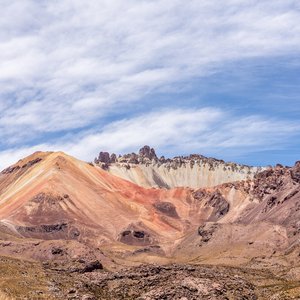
[0,0,299,145]
[0,107,298,170]
[0,1,299,167]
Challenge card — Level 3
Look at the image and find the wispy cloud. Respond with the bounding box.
[0,1,299,166]
[0,1,299,134]
[0,107,298,169]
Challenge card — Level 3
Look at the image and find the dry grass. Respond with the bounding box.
[0,291,13,300]
[0,256,55,299]
[0,256,78,299]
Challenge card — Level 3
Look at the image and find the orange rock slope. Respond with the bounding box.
[0,152,211,254]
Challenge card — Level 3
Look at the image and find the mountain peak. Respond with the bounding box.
[95,145,158,165]
[0,151,89,179]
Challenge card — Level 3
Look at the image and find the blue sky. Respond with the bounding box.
[0,0,299,168]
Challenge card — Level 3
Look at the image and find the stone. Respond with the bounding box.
[80,260,103,273]
[138,146,157,160]
[98,152,110,164]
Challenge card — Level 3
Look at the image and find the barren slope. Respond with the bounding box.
[0,151,228,257]
[0,151,298,268]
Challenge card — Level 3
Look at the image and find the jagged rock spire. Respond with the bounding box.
[98,152,110,164]
[95,146,158,165]
[138,146,157,160]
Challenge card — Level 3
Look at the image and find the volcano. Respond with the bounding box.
[0,147,299,299]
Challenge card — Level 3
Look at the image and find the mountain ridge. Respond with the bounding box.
[94,145,265,188]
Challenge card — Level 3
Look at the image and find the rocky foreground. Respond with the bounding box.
[1,258,300,299]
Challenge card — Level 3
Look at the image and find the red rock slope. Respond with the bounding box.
[0,151,216,255]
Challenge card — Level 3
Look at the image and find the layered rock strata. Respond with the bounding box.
[94,146,264,188]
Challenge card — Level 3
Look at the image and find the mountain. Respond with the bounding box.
[0,150,245,259]
[94,146,263,188]
[0,149,299,299]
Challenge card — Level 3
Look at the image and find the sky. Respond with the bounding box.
[0,0,299,169]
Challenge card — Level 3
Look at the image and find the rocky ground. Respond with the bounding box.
[1,257,300,299]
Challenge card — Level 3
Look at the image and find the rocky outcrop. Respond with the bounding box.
[16,222,70,240]
[81,264,257,300]
[198,223,220,243]
[97,152,110,164]
[193,189,230,221]
[94,146,158,165]
[291,161,300,183]
[94,146,263,188]
[234,161,300,229]
[1,157,43,174]
[45,258,103,274]
[119,229,153,246]
[153,201,179,218]
[251,165,288,201]
[205,191,230,220]
[139,145,158,160]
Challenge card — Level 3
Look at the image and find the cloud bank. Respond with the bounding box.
[0,107,298,169]
[0,0,299,168]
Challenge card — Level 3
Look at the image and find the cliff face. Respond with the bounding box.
[94,146,263,189]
